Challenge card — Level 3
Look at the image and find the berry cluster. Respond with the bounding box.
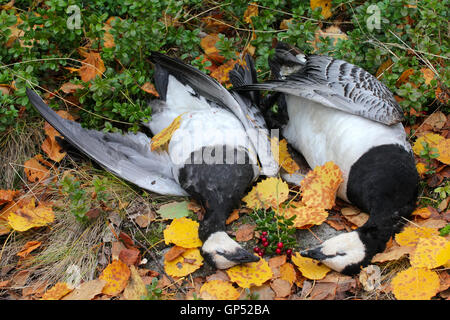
[253,231,293,258]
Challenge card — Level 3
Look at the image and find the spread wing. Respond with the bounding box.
[26,88,188,196]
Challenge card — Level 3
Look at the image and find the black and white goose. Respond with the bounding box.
[235,43,419,275]
[26,52,278,270]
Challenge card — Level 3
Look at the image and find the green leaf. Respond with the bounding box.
[157,201,192,219]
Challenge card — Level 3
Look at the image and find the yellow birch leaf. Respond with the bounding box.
[150,114,182,151]
[226,255,272,288]
[310,0,333,19]
[242,177,289,210]
[99,259,131,296]
[395,226,440,247]
[8,198,54,232]
[415,163,427,176]
[412,133,444,156]
[391,267,440,300]
[291,253,331,280]
[421,68,435,85]
[436,138,450,165]
[243,2,259,24]
[164,247,203,277]
[300,161,343,210]
[199,280,241,300]
[279,262,297,285]
[163,217,202,248]
[271,137,300,174]
[280,202,329,228]
[42,282,73,300]
[410,236,450,269]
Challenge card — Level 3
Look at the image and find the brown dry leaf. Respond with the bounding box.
[0,84,12,95]
[280,18,293,30]
[242,177,289,210]
[435,86,449,104]
[396,68,415,87]
[163,217,202,248]
[119,248,140,266]
[371,245,413,263]
[421,68,435,85]
[17,241,41,258]
[123,265,148,300]
[59,82,84,94]
[300,161,343,210]
[42,282,73,300]
[102,23,115,48]
[210,59,238,87]
[151,114,182,151]
[243,2,259,24]
[200,34,225,64]
[270,278,291,298]
[199,280,241,300]
[0,189,19,205]
[164,246,187,262]
[235,223,256,242]
[226,209,240,225]
[226,255,272,288]
[410,235,450,269]
[291,253,331,280]
[279,262,297,285]
[8,198,54,232]
[141,82,159,97]
[164,248,203,277]
[78,49,106,82]
[271,137,300,174]
[41,135,66,162]
[359,265,381,291]
[395,226,440,247]
[23,155,51,183]
[312,25,347,52]
[391,267,440,300]
[376,58,394,79]
[421,111,447,132]
[268,255,287,269]
[342,212,369,227]
[310,0,333,19]
[62,279,107,300]
[99,259,131,296]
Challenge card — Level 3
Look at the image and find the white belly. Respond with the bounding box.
[282,95,410,201]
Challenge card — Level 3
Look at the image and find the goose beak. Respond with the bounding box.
[223,247,260,264]
[300,246,329,261]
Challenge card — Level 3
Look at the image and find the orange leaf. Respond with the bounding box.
[243,3,259,24]
[436,138,450,165]
[141,82,159,97]
[102,23,115,48]
[78,49,106,82]
[310,0,333,19]
[279,262,297,285]
[280,202,329,229]
[225,209,239,225]
[396,68,415,87]
[421,68,435,85]
[0,189,19,205]
[150,114,182,151]
[391,267,440,300]
[59,82,84,94]
[42,282,73,300]
[210,59,238,87]
[23,155,51,183]
[99,259,131,296]
[17,241,42,258]
[200,34,225,64]
[164,245,187,262]
[411,207,432,219]
[300,161,343,210]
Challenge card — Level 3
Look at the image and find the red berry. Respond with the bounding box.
[262,231,268,236]
[258,251,264,257]
[263,241,269,247]
[260,236,267,243]
[277,242,283,249]
[254,247,260,253]
[286,249,292,255]
[275,248,281,254]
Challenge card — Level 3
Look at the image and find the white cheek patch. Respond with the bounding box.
[320,231,366,272]
[202,231,242,269]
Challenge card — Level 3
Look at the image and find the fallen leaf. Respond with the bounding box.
[226,209,240,225]
[412,133,444,156]
[59,82,84,94]
[119,247,140,266]
[78,49,106,82]
[279,18,293,30]
[164,248,203,277]
[391,267,440,300]
[0,189,19,205]
[99,259,131,296]
[199,280,241,300]
[210,59,238,87]
[395,226,440,247]
[200,34,225,64]
[242,177,290,210]
[312,25,348,52]
[226,256,272,288]
[23,155,51,183]
[300,161,343,210]
[17,241,41,258]
[420,111,447,132]
[280,203,329,229]
[371,245,413,263]
[421,67,435,85]
[135,211,155,228]
[157,201,192,219]
[8,198,54,232]
[163,217,202,248]
[164,246,187,262]
[310,0,333,19]
[141,82,159,97]
[102,23,115,48]
[41,282,73,300]
[436,139,450,165]
[410,235,450,269]
[250,283,275,300]
[243,2,258,24]
[151,114,183,151]
[270,278,291,298]
[396,68,415,87]
[279,262,297,285]
[62,279,107,300]
[342,212,369,227]
[268,255,287,269]
[359,265,381,291]
[412,207,432,219]
[376,58,394,79]
[291,253,331,280]
[271,137,300,174]
[123,265,148,300]
[235,223,256,242]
